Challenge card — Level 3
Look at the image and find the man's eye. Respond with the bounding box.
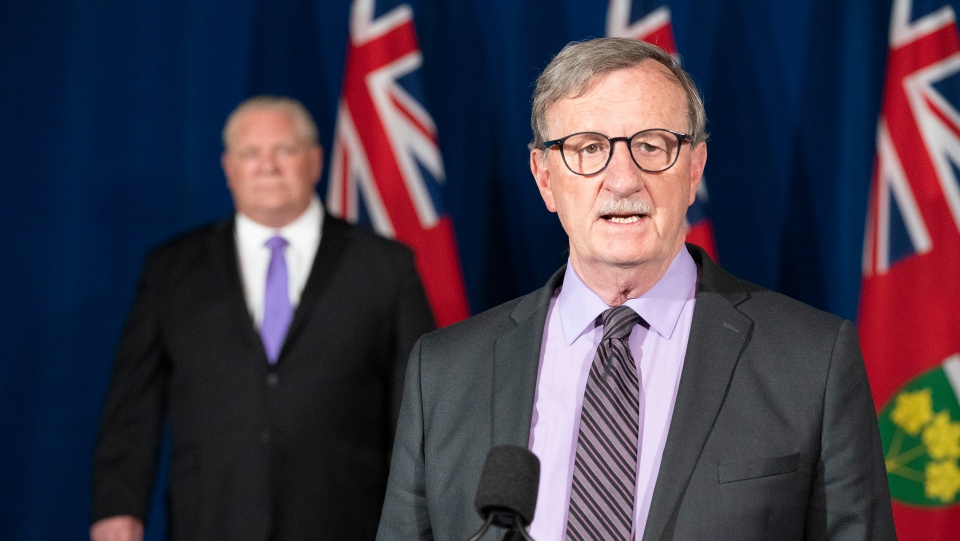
[635,142,663,154]
[577,142,607,155]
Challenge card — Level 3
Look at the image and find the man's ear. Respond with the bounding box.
[530,149,557,212]
[687,142,707,206]
[310,144,323,187]
[222,152,236,190]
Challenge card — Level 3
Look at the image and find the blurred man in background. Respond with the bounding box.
[91,95,434,541]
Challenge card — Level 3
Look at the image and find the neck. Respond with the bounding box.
[256,215,297,229]
[572,244,683,306]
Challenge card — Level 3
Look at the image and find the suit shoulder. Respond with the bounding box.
[146,219,229,259]
[418,266,560,347]
[327,217,416,265]
[736,278,847,332]
[692,245,847,333]
[698,263,860,388]
[417,292,533,354]
[131,219,231,276]
[721,279,857,369]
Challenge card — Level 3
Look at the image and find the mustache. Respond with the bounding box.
[596,197,651,216]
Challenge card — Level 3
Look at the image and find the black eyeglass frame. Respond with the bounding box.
[541,128,692,175]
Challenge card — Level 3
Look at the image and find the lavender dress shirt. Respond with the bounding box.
[528,248,698,540]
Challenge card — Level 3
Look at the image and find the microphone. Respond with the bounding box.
[465,444,540,541]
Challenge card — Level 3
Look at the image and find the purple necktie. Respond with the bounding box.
[261,235,292,364]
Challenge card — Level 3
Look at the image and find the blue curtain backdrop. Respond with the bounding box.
[0,0,912,537]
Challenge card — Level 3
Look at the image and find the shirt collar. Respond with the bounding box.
[557,247,698,345]
[235,195,323,251]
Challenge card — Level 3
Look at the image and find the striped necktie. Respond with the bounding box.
[566,305,643,540]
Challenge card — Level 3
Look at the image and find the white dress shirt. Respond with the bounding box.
[234,196,323,327]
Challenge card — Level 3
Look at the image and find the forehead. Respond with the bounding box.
[545,60,687,136]
[229,108,300,144]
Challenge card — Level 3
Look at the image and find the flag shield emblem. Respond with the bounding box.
[880,355,960,506]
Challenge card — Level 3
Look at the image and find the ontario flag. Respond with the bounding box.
[606,0,718,261]
[860,0,960,537]
[327,0,470,327]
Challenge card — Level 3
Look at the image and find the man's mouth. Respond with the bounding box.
[597,198,651,225]
[603,214,644,224]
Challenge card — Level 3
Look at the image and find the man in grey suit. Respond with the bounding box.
[91,96,435,541]
[376,38,895,540]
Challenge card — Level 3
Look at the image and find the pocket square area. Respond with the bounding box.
[717,453,800,484]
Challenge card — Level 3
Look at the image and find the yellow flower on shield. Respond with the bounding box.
[922,411,960,461]
[891,388,935,435]
[925,460,960,503]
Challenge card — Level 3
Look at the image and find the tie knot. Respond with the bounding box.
[600,305,641,341]
[265,235,288,253]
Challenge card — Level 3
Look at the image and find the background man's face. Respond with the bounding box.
[222,108,322,228]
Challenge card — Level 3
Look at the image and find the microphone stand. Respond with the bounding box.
[465,511,535,541]
[465,514,495,541]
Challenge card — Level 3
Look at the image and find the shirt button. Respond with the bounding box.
[260,430,270,444]
[266,373,279,387]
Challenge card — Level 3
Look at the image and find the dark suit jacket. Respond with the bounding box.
[376,244,895,540]
[92,214,435,541]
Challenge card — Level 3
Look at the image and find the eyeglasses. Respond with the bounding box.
[541,129,692,176]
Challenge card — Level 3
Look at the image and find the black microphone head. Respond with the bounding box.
[474,444,540,527]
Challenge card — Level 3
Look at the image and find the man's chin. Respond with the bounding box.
[580,252,653,272]
[595,243,679,273]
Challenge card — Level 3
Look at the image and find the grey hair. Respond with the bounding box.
[529,37,708,151]
[222,95,319,151]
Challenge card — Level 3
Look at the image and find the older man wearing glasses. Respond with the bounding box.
[377,37,895,541]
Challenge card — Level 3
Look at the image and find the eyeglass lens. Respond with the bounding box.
[561,130,681,175]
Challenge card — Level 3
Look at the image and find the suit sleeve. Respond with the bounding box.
[90,249,169,523]
[378,336,434,541]
[806,320,896,540]
[389,257,435,433]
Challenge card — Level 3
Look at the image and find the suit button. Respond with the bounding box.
[266,373,279,387]
[260,430,270,444]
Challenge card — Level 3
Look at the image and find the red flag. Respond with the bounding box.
[860,0,960,537]
[607,0,719,261]
[327,0,470,327]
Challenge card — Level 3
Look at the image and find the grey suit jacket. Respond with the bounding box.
[376,244,895,540]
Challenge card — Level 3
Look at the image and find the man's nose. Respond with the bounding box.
[256,150,282,171]
[603,140,644,193]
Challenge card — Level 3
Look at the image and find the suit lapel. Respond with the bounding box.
[279,215,351,360]
[208,219,265,357]
[642,246,752,541]
[491,267,565,448]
